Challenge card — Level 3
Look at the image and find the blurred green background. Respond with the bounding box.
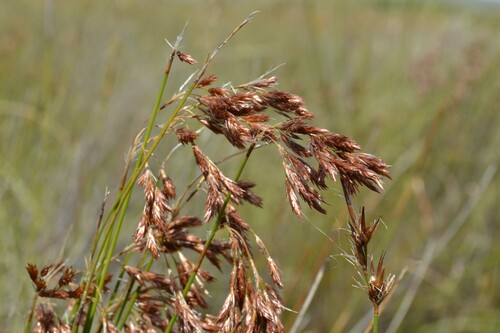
[1,0,499,332]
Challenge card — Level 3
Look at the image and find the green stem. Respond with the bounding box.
[81,49,174,333]
[24,296,38,333]
[373,305,379,333]
[77,13,257,331]
[164,144,255,333]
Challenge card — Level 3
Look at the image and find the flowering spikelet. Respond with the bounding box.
[176,51,198,65]
[366,253,395,311]
[248,75,278,88]
[261,90,305,115]
[192,145,261,221]
[349,207,381,270]
[244,284,284,333]
[135,168,172,259]
[196,74,217,88]
[282,160,326,217]
[161,216,232,270]
[217,261,244,332]
[197,89,272,149]
[175,128,198,146]
[26,263,83,300]
[124,266,175,293]
[173,292,204,333]
[160,169,176,200]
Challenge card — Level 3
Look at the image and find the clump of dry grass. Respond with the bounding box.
[25,13,395,333]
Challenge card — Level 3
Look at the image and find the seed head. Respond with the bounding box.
[176,51,198,65]
[196,74,217,88]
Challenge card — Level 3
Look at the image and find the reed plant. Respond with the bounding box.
[25,13,395,333]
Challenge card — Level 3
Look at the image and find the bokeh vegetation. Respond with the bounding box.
[1,0,499,332]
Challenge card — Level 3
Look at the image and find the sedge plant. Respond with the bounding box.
[25,13,396,333]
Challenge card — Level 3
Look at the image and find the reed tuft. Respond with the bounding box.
[24,13,396,333]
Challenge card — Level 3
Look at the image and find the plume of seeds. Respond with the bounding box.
[134,168,172,259]
[193,76,390,220]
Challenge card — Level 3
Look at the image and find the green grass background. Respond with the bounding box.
[1,0,499,332]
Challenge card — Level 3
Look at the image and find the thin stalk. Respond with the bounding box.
[81,46,176,333]
[164,144,255,333]
[289,259,329,333]
[340,177,357,224]
[70,204,121,331]
[68,191,109,326]
[24,295,38,333]
[79,12,256,332]
[373,306,379,333]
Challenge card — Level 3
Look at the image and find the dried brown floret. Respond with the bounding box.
[196,74,217,88]
[242,113,270,123]
[176,51,198,65]
[161,215,231,270]
[283,162,326,216]
[124,266,175,293]
[279,118,328,136]
[367,253,395,309]
[250,76,278,88]
[40,265,52,277]
[174,292,204,333]
[285,179,303,219]
[236,180,263,207]
[26,263,38,282]
[58,266,75,287]
[146,228,161,259]
[160,169,176,200]
[222,207,250,232]
[309,136,341,181]
[349,207,381,250]
[193,145,258,220]
[280,134,312,158]
[175,128,199,145]
[321,132,361,153]
[208,87,228,97]
[135,168,173,258]
[261,90,305,114]
[137,169,156,204]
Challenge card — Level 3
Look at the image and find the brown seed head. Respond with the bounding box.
[208,87,228,97]
[160,169,176,200]
[26,263,38,282]
[251,76,278,88]
[176,51,198,65]
[261,90,304,114]
[58,266,76,287]
[175,128,198,145]
[367,253,395,307]
[196,74,217,88]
